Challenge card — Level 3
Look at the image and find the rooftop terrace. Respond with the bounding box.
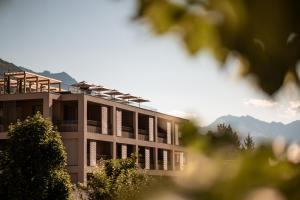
[0,71,155,111]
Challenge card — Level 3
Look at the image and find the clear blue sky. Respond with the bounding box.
[0,0,299,125]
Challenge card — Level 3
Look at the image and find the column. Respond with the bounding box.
[135,145,139,165]
[90,141,97,167]
[112,141,117,159]
[145,147,150,170]
[23,72,26,93]
[101,106,108,134]
[154,117,158,142]
[149,117,154,142]
[163,150,168,170]
[167,122,171,144]
[154,148,158,170]
[134,112,138,139]
[175,123,179,145]
[116,109,122,136]
[180,152,184,171]
[78,95,87,184]
[121,144,127,159]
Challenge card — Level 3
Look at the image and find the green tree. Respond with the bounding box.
[207,124,241,150]
[135,0,300,95]
[0,113,72,200]
[242,133,255,151]
[85,157,152,200]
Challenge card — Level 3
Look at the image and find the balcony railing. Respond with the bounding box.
[138,134,149,141]
[157,136,167,144]
[87,120,112,135]
[87,120,101,133]
[54,120,78,132]
[122,126,135,138]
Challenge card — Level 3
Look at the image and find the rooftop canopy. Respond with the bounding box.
[0,71,62,94]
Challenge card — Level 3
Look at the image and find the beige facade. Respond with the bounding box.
[0,92,186,184]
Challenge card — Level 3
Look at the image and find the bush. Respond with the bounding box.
[86,157,152,200]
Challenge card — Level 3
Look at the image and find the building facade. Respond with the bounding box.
[0,72,186,184]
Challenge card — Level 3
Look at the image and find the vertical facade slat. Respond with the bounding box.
[90,141,97,167]
[180,152,184,171]
[121,144,127,159]
[101,106,108,135]
[167,122,171,144]
[163,150,168,170]
[116,110,122,137]
[149,117,154,142]
[175,124,179,145]
[145,147,150,170]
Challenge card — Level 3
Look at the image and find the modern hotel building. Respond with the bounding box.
[0,71,186,183]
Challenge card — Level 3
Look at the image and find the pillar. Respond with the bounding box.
[149,117,154,142]
[23,73,26,93]
[163,150,168,170]
[145,147,150,170]
[167,122,172,144]
[112,141,117,159]
[116,109,122,136]
[134,112,138,139]
[35,76,39,92]
[90,141,97,167]
[154,148,158,170]
[101,106,108,134]
[180,152,184,171]
[121,144,127,159]
[175,123,179,145]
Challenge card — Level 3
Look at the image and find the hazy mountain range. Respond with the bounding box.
[0,58,77,89]
[203,115,300,142]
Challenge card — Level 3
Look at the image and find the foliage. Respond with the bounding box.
[85,157,152,200]
[242,133,255,151]
[0,113,72,200]
[207,124,241,150]
[154,121,300,200]
[135,0,300,95]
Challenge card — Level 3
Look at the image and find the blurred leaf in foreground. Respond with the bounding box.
[149,121,300,200]
[135,0,300,95]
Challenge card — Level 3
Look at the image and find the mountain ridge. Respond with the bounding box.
[203,115,300,142]
[0,58,77,89]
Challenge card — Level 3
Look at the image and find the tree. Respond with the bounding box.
[242,133,255,151]
[135,0,300,95]
[207,124,241,150]
[85,157,152,200]
[0,113,72,200]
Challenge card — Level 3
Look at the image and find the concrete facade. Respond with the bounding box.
[0,92,186,184]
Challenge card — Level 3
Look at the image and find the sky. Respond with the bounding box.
[0,0,300,125]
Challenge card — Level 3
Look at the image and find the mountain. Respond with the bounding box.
[0,58,77,89]
[203,115,300,142]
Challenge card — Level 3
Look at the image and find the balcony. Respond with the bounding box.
[87,120,101,133]
[157,132,167,144]
[54,120,78,132]
[121,126,135,138]
[138,129,149,141]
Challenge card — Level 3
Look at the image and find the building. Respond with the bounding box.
[0,71,186,183]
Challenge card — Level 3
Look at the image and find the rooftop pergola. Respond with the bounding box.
[0,71,62,94]
[71,80,152,106]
